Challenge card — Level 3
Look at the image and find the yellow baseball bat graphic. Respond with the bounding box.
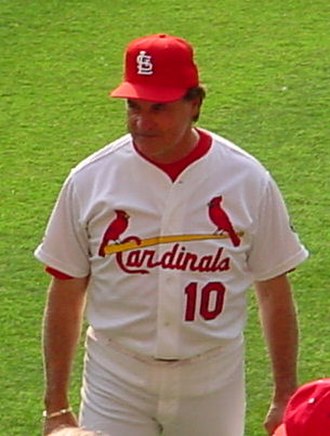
[104,232,244,255]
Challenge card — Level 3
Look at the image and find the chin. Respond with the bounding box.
[134,136,163,149]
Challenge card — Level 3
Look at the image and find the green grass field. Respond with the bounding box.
[1,1,329,434]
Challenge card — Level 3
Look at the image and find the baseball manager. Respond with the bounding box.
[35,33,308,436]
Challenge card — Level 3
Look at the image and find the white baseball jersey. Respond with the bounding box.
[35,129,308,359]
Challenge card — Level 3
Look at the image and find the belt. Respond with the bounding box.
[154,358,180,362]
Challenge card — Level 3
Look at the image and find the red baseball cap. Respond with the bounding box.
[110,33,199,102]
[273,378,330,436]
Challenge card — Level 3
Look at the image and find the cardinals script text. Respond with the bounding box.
[115,238,231,274]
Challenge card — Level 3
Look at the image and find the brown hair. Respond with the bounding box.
[183,85,206,121]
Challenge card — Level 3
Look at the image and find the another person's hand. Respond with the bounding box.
[50,425,109,435]
[43,411,78,435]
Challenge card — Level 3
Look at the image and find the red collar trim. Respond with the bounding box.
[134,129,212,181]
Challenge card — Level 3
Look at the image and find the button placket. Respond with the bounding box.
[155,183,186,358]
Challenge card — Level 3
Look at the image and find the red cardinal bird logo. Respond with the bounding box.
[208,196,241,247]
[98,210,130,257]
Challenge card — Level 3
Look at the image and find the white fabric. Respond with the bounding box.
[35,130,308,359]
[79,327,245,436]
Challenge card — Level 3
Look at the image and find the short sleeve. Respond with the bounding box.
[34,175,90,277]
[247,176,308,281]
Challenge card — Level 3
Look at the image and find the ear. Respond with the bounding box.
[190,97,203,121]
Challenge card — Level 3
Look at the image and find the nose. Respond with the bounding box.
[132,113,156,132]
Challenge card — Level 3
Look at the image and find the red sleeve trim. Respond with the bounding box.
[45,266,74,280]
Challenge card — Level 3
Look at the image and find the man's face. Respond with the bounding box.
[126,97,200,163]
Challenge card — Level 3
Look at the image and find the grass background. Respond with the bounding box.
[1,0,329,434]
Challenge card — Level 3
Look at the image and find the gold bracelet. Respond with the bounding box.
[42,407,73,419]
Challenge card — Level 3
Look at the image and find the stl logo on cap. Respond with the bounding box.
[110,33,200,102]
[136,50,153,75]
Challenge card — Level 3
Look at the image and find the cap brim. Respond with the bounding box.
[110,82,187,103]
[272,424,287,436]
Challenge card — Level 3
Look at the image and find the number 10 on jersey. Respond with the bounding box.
[184,282,226,321]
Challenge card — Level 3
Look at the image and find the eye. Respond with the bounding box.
[152,103,167,112]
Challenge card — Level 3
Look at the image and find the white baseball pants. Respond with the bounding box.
[79,328,245,436]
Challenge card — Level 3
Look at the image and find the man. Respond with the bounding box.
[36,33,308,436]
[273,378,330,435]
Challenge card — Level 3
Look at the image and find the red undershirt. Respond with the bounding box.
[46,129,212,279]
